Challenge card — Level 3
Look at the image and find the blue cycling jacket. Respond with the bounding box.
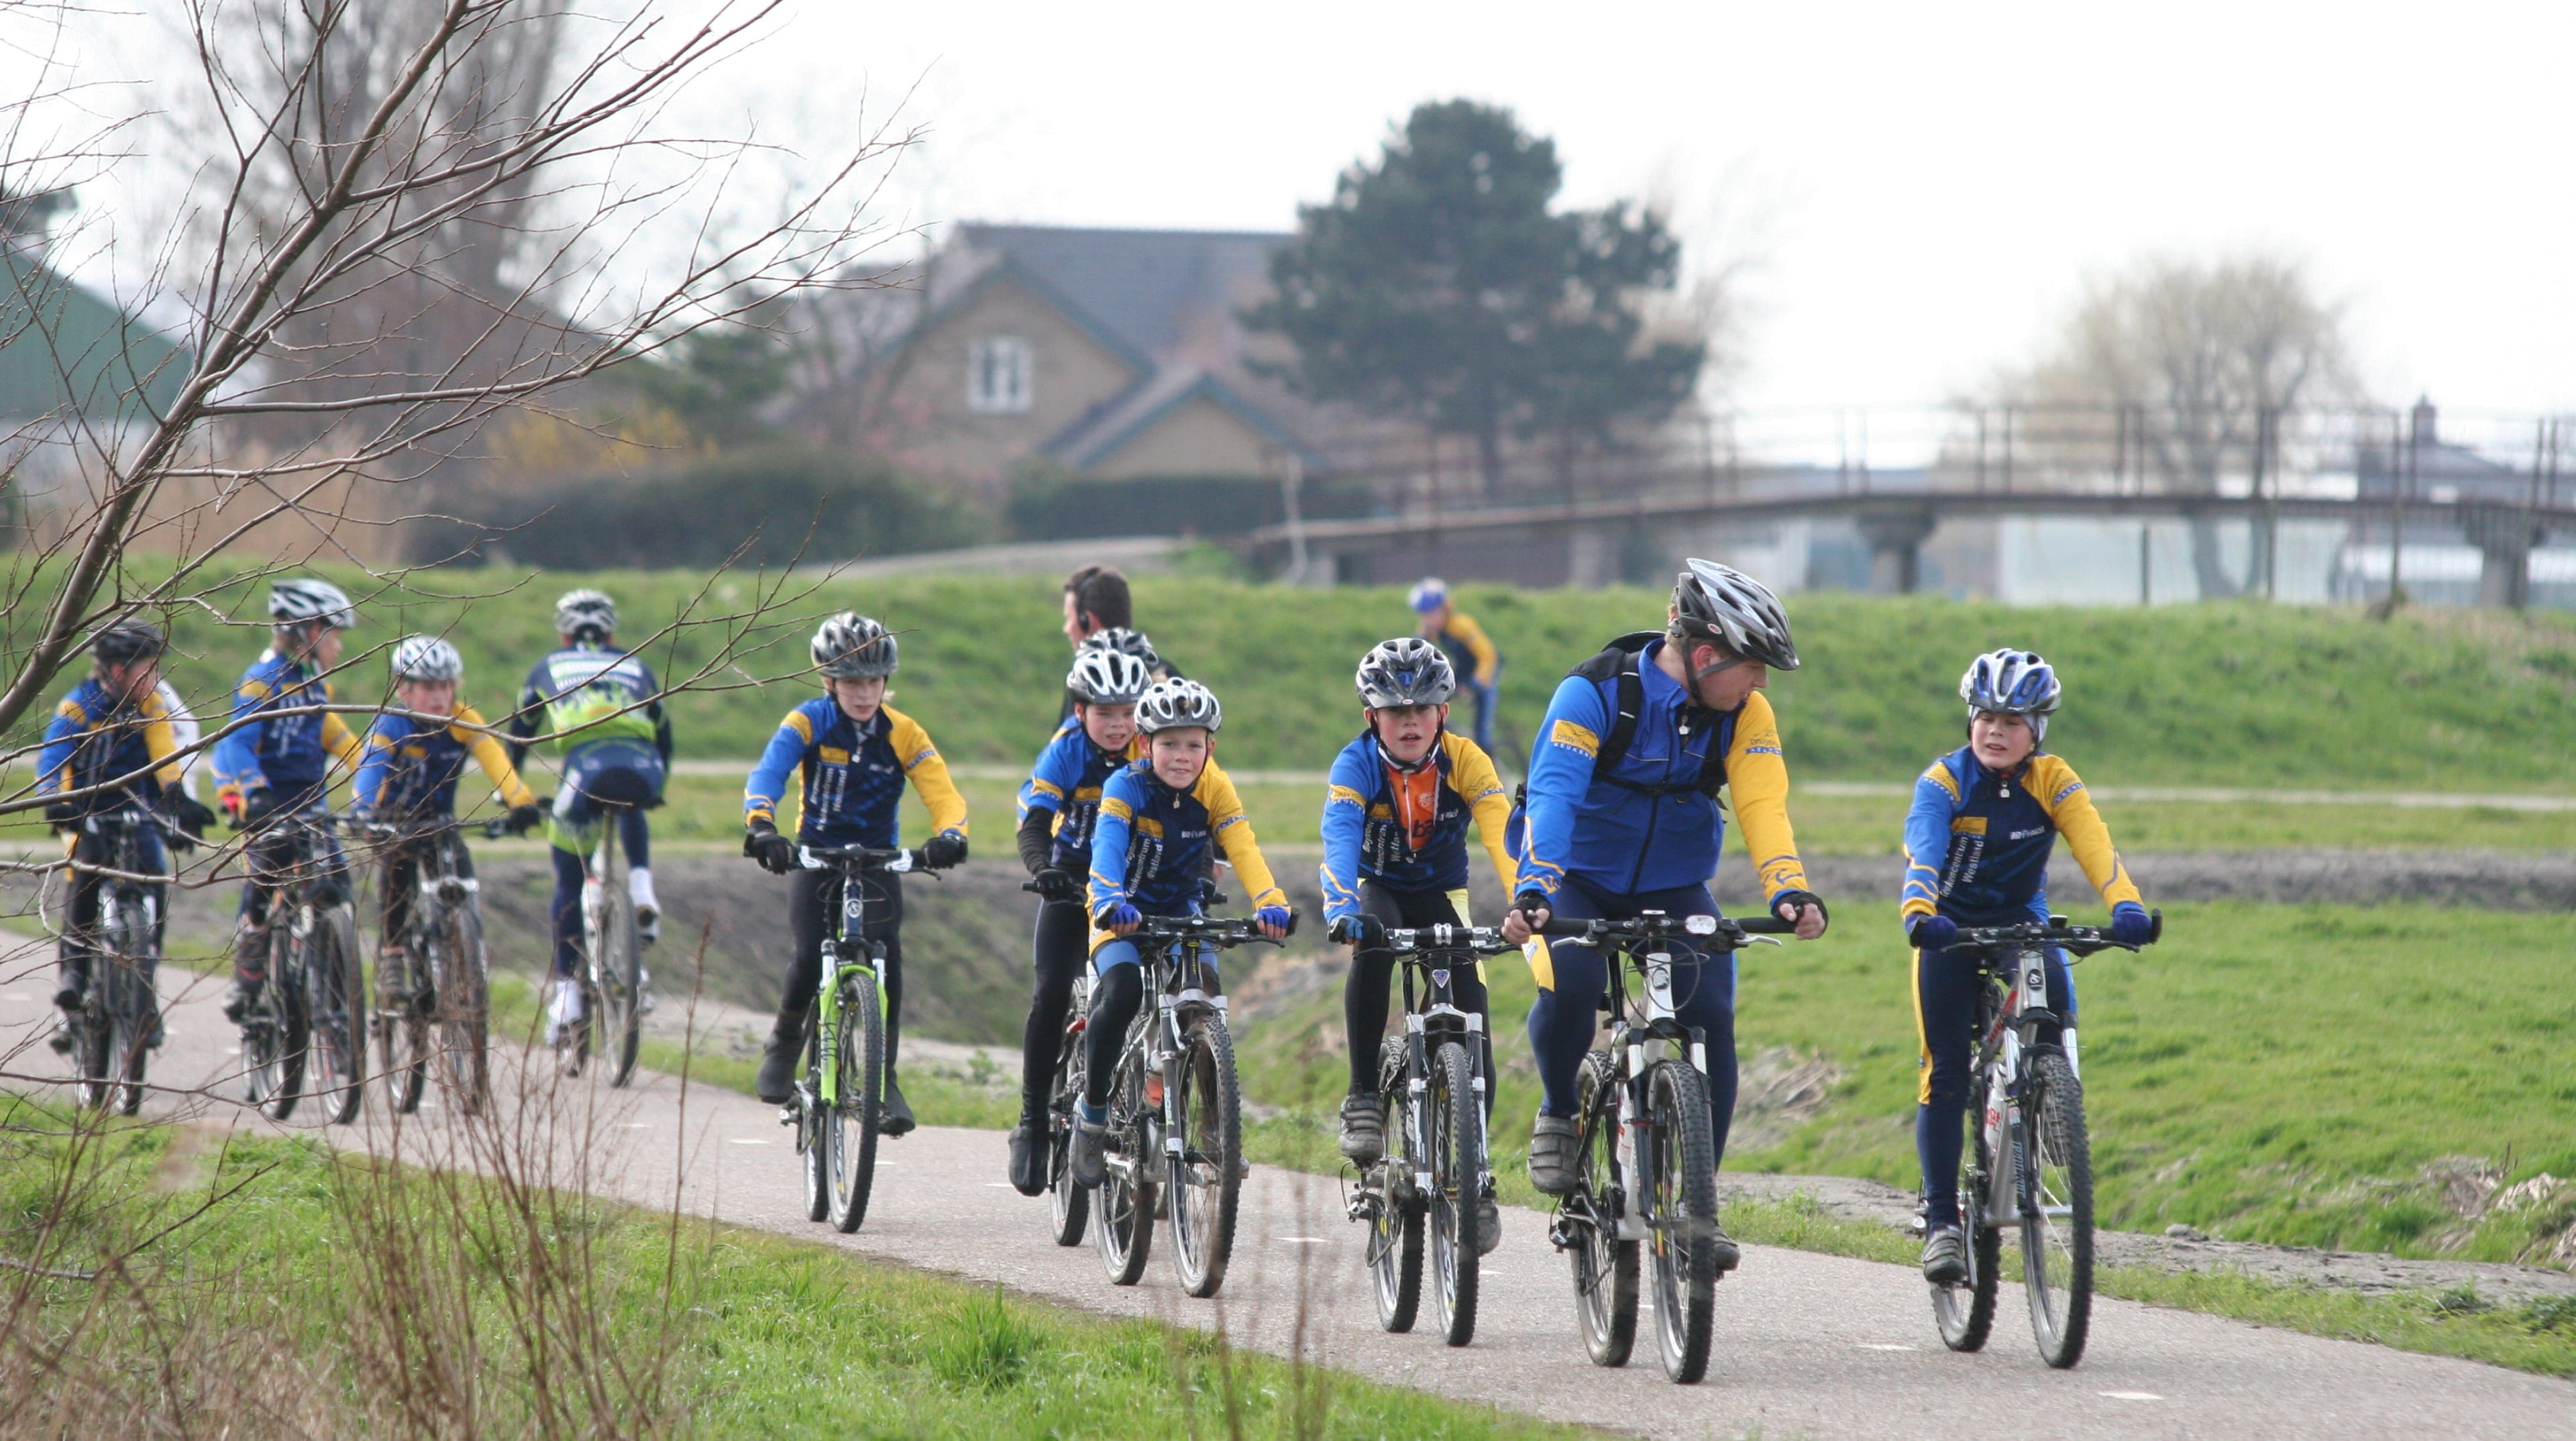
[354,705,537,820]
[1318,730,1517,924]
[1900,746,2143,926]
[743,698,967,848]
[212,650,363,806]
[1018,717,1138,871]
[38,676,181,815]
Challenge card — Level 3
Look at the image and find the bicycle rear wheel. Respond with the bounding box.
[310,908,366,1125]
[1932,1093,2002,1352]
[248,927,307,1121]
[1369,1043,1424,1333]
[1046,988,1089,1246]
[825,968,884,1233]
[1429,1039,1482,1346]
[1165,1016,1242,1298]
[1569,1050,1639,1369]
[435,905,491,1116]
[595,829,643,1087]
[2021,1050,2094,1368]
[1094,1059,1155,1285]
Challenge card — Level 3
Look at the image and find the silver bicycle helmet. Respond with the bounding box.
[268,578,356,630]
[1077,625,1163,673]
[1670,559,1797,671]
[1134,678,1222,734]
[554,588,617,643]
[812,611,898,679]
[390,635,465,684]
[1068,648,1155,706]
[1354,636,1456,708]
[1960,648,2059,741]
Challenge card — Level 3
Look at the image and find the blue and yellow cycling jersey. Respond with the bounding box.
[1900,746,2143,926]
[1088,759,1287,918]
[1515,637,1807,904]
[1319,730,1517,924]
[1428,610,1501,688]
[211,649,364,806]
[1018,718,1142,870]
[506,645,672,769]
[354,704,537,820]
[743,698,967,848]
[38,676,182,814]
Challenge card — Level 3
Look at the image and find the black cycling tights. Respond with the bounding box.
[1081,963,1142,1109]
[782,867,906,1074]
[1019,899,1089,1114]
[1343,882,1494,1108]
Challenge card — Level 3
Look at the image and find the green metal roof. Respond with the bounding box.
[0,249,189,424]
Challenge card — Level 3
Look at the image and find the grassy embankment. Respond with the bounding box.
[0,1100,1585,1440]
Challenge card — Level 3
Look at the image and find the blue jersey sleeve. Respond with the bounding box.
[1018,725,1084,820]
[1516,676,1611,901]
[1900,757,1964,923]
[743,705,816,828]
[211,668,271,797]
[1318,739,1373,924]
[35,698,87,796]
[352,713,404,812]
[1087,767,1143,916]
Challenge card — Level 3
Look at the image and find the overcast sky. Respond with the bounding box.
[751,0,2576,429]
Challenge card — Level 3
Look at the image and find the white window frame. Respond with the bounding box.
[967,335,1033,414]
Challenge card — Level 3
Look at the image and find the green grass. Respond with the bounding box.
[0,1100,1587,1439]
[18,562,2576,789]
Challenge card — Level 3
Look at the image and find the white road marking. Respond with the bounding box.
[1278,1236,1330,1244]
[2100,1391,2165,1401]
[727,1137,769,1146]
[1858,1343,1917,1351]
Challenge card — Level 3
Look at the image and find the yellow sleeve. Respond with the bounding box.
[1452,612,1501,686]
[1443,733,1519,895]
[2031,756,2143,910]
[888,708,968,835]
[139,692,184,790]
[1725,691,1809,901]
[324,712,364,771]
[1196,762,1287,910]
[451,705,537,810]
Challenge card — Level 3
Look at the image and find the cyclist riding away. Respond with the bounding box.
[39,623,214,1048]
[1008,645,1157,1195]
[506,589,674,1047]
[1902,648,2155,1287]
[1410,578,1502,753]
[1067,679,1292,1189]
[352,637,546,967]
[743,613,969,1134]
[1501,560,1828,1274]
[215,579,364,1024]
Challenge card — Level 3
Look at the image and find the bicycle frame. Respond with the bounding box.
[1602,912,1773,1242]
[1385,926,1509,1201]
[1104,916,1272,1181]
[802,845,917,1111]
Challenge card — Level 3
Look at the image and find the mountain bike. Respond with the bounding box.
[1348,921,1516,1347]
[779,844,931,1233]
[240,811,365,1124]
[58,805,184,1116]
[562,796,648,1085]
[362,817,504,1117]
[1929,910,2159,1369]
[1540,909,1792,1385]
[1089,911,1290,1297]
[1022,878,1091,1249]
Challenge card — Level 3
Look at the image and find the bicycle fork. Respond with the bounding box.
[1979,949,2047,1222]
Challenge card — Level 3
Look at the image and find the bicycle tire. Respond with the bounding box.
[1646,1060,1721,1384]
[109,895,155,1118]
[1166,1015,1242,1298]
[1046,994,1089,1246]
[2021,1050,2094,1368]
[250,926,306,1121]
[1932,1090,2002,1353]
[1570,1049,1639,1368]
[72,936,111,1112]
[437,902,490,1116]
[598,829,643,1088]
[1369,1043,1424,1332]
[826,968,884,1233]
[1094,1055,1155,1285]
[1430,1039,1482,1347]
[312,907,366,1125]
[383,934,430,1116]
[799,1000,828,1222]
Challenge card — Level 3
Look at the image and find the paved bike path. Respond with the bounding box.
[4,971,2570,1441]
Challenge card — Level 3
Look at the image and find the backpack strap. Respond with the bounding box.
[1572,631,1734,800]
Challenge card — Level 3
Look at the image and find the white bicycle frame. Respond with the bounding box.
[1605,914,1778,1242]
[1978,945,2050,1222]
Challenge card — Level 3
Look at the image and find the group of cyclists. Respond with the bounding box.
[31,554,2157,1295]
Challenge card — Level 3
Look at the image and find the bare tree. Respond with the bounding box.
[2000,252,2358,597]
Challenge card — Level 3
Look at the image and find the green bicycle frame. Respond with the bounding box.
[814,865,894,1108]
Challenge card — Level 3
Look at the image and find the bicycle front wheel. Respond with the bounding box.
[1569,1050,1639,1369]
[1428,1039,1482,1346]
[248,927,305,1120]
[310,908,366,1125]
[435,905,491,1116]
[1368,1042,1424,1333]
[824,969,884,1233]
[1165,1016,1242,1299]
[2021,1050,2094,1368]
[1644,1060,1721,1384]
[382,940,430,1116]
[1094,1060,1155,1286]
[72,957,111,1112]
[595,837,643,1087]
[107,940,154,1118]
[1046,988,1089,1246]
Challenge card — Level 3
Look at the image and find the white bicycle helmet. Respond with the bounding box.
[1670,559,1797,671]
[1355,637,1456,708]
[1135,678,1222,734]
[1408,577,1450,615]
[268,578,356,630]
[554,588,617,643]
[1068,648,1155,706]
[812,612,897,679]
[1960,648,2059,741]
[390,635,465,684]
[1078,626,1163,673]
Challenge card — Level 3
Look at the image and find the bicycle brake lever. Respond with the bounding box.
[1744,934,1784,947]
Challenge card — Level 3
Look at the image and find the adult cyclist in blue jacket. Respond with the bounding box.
[1501,560,1828,1273]
[1901,649,2155,1285]
[213,579,366,1023]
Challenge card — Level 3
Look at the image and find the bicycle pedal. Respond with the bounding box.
[777,1104,799,1127]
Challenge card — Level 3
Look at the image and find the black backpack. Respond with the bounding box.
[1505,633,1732,860]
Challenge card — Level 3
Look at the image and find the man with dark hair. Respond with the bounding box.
[1061,565,1134,645]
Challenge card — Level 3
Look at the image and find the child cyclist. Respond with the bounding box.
[350,637,547,965]
[1067,679,1293,1189]
[1007,645,1157,1195]
[743,613,969,1134]
[1903,649,2157,1285]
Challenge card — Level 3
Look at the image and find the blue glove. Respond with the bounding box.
[1256,904,1293,934]
[1908,913,1958,952]
[2110,902,2154,946]
[1095,902,1140,931]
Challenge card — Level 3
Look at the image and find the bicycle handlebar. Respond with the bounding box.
[1949,908,2162,957]
[1536,910,1794,947]
[797,843,928,874]
[1380,923,1519,956]
[1130,910,1298,946]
